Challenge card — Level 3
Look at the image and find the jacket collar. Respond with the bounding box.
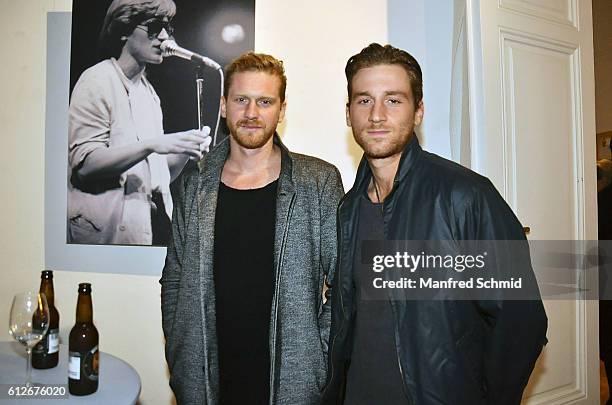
[199,132,295,194]
[275,135,296,197]
[110,58,147,94]
[350,133,422,198]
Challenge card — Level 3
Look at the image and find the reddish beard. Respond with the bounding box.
[237,118,265,128]
[227,118,276,149]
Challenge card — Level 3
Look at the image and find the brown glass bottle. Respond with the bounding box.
[68,283,99,395]
[32,270,60,369]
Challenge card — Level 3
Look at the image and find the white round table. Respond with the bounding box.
[0,341,140,404]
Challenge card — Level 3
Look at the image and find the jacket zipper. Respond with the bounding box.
[268,193,296,405]
[383,190,413,405]
[392,308,412,404]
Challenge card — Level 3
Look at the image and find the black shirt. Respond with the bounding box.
[344,195,409,405]
[213,180,277,405]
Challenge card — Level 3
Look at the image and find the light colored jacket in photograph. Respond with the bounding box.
[68,59,171,245]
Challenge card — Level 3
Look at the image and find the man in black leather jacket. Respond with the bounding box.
[321,43,548,405]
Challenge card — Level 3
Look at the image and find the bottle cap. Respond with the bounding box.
[78,283,92,293]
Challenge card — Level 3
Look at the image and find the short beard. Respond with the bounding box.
[354,132,412,159]
[227,119,277,149]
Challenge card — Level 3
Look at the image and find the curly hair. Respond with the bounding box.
[345,43,423,105]
[98,0,176,59]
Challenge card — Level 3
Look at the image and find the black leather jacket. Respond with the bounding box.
[322,136,547,405]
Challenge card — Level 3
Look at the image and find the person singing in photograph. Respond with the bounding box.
[67,0,210,246]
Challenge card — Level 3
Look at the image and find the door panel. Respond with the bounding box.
[469,0,598,403]
[501,30,578,241]
[499,0,577,27]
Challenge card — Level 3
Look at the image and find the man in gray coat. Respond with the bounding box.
[160,52,344,404]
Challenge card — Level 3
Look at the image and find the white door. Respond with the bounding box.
[468,0,599,403]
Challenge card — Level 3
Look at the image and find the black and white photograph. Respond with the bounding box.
[66,0,255,246]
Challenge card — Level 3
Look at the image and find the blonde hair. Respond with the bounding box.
[99,0,176,59]
[224,52,287,102]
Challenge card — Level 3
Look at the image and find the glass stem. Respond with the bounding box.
[25,347,32,387]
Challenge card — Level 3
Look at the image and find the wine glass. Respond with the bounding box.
[8,291,50,387]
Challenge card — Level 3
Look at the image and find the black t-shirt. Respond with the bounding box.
[213,180,278,405]
[344,195,410,405]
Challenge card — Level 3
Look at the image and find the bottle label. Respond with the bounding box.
[32,337,46,356]
[68,346,99,382]
[32,329,59,356]
[83,346,99,382]
[48,329,59,354]
[68,352,80,380]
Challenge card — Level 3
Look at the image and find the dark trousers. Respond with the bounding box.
[151,190,171,246]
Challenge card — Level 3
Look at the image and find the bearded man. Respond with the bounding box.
[322,43,547,405]
[160,52,344,405]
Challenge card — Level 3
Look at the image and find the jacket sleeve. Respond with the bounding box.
[318,167,345,359]
[458,180,548,405]
[159,171,190,371]
[68,69,112,173]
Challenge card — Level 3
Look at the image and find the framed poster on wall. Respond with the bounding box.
[45,0,255,275]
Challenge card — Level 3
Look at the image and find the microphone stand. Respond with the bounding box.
[161,39,223,146]
[195,64,224,147]
[196,66,205,132]
[195,66,207,173]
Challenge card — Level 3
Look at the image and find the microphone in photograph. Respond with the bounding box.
[160,40,222,70]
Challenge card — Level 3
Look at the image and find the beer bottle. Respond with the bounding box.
[32,270,60,369]
[68,283,99,395]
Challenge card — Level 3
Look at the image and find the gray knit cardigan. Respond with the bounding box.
[160,135,344,404]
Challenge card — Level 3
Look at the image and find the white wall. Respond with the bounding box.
[0,1,386,404]
[388,0,454,158]
[257,1,387,187]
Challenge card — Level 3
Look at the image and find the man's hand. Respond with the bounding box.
[149,126,212,160]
